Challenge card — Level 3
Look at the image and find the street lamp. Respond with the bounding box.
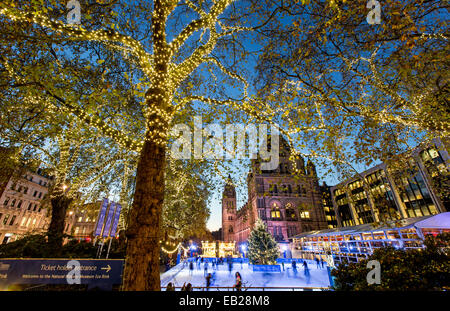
[240,244,247,257]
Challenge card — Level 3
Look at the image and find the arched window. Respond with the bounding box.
[229,226,234,233]
[271,203,281,219]
[288,185,292,194]
[10,199,16,207]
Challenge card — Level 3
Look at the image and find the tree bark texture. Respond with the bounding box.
[121,128,167,291]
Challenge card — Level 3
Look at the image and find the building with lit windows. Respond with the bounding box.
[0,168,52,244]
[222,137,328,251]
[69,201,102,241]
[292,212,450,264]
[320,182,338,229]
[330,137,449,227]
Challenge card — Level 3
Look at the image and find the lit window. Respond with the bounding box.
[300,211,310,219]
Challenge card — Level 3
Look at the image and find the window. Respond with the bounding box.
[21,217,28,227]
[38,192,42,199]
[3,198,9,206]
[17,201,22,209]
[9,215,16,226]
[10,199,16,207]
[285,203,296,220]
[258,209,266,220]
[27,202,32,210]
[300,211,310,219]
[271,203,281,219]
[3,214,10,225]
[33,191,38,197]
[24,187,28,194]
[33,204,37,211]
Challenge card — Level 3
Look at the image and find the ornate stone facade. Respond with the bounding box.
[222,138,328,247]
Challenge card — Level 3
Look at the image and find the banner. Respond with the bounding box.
[109,203,122,237]
[94,198,109,236]
[102,202,116,238]
[0,259,124,286]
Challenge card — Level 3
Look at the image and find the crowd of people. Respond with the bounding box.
[165,256,327,291]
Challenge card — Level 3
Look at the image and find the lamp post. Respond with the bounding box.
[240,244,247,258]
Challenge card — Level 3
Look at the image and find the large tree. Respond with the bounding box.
[0,0,290,290]
[254,0,449,180]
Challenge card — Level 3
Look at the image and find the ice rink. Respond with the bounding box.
[160,259,332,291]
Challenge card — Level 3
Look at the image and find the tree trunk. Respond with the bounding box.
[47,194,72,254]
[121,133,167,291]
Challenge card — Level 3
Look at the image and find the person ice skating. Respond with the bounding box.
[189,261,194,275]
[292,260,297,276]
[321,258,325,268]
[205,273,212,291]
[185,283,193,291]
[303,260,309,276]
[282,261,285,271]
[228,261,233,275]
[166,282,175,291]
[234,272,242,291]
[315,257,320,268]
[204,261,209,276]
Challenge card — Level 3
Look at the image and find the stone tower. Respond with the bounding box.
[222,174,236,242]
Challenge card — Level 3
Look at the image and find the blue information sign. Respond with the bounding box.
[0,259,124,286]
[102,202,115,237]
[94,198,109,236]
[109,203,122,237]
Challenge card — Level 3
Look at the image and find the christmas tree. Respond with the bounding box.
[247,219,280,265]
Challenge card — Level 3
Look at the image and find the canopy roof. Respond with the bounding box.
[292,212,450,239]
